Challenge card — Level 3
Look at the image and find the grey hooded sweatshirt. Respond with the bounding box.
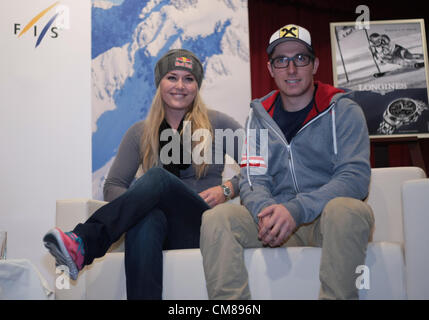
[239,81,371,227]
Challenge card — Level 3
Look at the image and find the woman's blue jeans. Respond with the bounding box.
[73,167,210,299]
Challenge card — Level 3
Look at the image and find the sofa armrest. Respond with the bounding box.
[402,178,429,299]
[367,167,426,244]
[56,198,125,252]
[56,199,107,230]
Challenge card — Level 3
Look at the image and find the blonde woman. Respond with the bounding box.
[43,49,242,299]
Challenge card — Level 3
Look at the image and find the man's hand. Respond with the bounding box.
[257,204,296,247]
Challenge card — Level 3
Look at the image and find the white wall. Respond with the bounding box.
[0,0,91,290]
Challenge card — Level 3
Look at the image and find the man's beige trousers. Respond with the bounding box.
[200,197,374,300]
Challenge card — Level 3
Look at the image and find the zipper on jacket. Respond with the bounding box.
[260,117,300,193]
[295,101,336,138]
[286,143,300,193]
[283,105,335,193]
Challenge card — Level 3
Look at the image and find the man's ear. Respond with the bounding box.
[267,60,275,78]
[312,57,319,75]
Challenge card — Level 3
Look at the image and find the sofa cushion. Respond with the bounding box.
[74,242,404,300]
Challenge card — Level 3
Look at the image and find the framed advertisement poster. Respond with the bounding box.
[330,19,429,137]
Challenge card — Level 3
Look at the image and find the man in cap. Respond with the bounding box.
[200,24,374,300]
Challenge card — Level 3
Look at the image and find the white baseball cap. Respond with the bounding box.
[267,24,314,56]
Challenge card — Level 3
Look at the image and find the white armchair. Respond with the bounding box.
[54,167,429,300]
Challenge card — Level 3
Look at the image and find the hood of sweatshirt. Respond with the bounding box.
[259,81,345,125]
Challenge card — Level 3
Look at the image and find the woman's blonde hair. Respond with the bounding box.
[140,87,212,178]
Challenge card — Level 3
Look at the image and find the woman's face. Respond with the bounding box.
[160,69,198,114]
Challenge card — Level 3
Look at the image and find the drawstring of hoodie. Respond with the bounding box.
[246,108,254,191]
[331,107,338,155]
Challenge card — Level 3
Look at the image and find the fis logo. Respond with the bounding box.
[175,57,193,69]
[280,25,298,39]
[13,1,69,48]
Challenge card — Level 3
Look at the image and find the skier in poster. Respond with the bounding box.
[368,33,424,69]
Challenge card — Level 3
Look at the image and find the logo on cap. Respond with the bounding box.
[280,25,298,39]
[175,57,193,69]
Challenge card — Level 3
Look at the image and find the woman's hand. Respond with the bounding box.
[199,186,226,208]
[199,181,234,208]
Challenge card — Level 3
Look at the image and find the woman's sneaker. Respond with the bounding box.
[43,228,85,280]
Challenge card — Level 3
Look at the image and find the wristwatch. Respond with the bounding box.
[221,184,232,200]
[377,98,428,134]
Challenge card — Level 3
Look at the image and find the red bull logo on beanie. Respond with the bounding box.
[175,57,193,69]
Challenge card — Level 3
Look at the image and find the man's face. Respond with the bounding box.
[267,41,319,100]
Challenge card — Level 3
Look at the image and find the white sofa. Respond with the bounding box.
[54,167,429,300]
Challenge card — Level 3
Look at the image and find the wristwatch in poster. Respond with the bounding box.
[221,184,232,200]
[377,98,428,134]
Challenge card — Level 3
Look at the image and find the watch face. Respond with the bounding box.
[388,98,417,118]
[222,185,231,197]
